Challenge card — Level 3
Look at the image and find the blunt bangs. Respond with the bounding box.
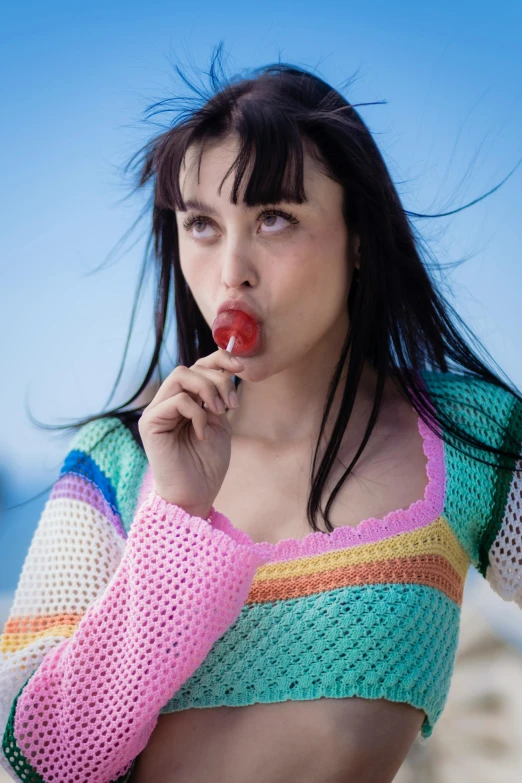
[151,94,334,212]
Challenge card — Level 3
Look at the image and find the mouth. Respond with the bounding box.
[213,300,264,357]
[216,298,263,326]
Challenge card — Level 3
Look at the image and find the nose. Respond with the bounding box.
[220,236,257,289]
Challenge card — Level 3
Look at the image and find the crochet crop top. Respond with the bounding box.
[1,369,521,782]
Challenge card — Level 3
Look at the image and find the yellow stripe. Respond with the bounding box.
[0,624,79,654]
[254,515,469,583]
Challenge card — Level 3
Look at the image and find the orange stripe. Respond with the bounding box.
[246,553,464,606]
[3,613,84,634]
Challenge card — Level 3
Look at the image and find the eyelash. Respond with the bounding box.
[182,207,299,234]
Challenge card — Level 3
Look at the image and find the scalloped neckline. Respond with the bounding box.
[138,372,447,562]
[208,406,446,561]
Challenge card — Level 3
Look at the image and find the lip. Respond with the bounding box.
[216,298,263,325]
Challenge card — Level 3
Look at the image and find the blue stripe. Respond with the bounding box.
[60,449,119,518]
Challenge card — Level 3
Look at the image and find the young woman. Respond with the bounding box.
[1,47,521,783]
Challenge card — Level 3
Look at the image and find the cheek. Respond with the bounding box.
[284,231,350,317]
[177,234,195,275]
[177,248,215,325]
[178,238,209,290]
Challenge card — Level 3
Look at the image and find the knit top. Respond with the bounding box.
[1,369,521,783]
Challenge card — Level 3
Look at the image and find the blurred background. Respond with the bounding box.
[0,1,521,780]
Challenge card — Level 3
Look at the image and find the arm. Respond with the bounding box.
[1,418,268,783]
[478,392,522,606]
[1,418,130,781]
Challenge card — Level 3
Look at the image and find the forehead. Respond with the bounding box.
[178,135,330,209]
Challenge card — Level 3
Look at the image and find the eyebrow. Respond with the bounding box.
[182,198,220,216]
[180,197,304,215]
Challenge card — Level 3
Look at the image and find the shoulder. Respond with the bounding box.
[68,411,145,452]
[67,415,128,452]
[64,414,148,534]
[420,367,517,402]
[419,370,522,576]
[420,369,522,448]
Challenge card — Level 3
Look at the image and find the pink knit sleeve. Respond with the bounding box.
[5,489,269,783]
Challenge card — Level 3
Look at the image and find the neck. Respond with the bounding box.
[227,354,383,446]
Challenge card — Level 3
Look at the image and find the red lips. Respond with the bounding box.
[216,298,263,325]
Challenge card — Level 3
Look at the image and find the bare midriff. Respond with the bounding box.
[129,697,426,783]
[130,377,430,782]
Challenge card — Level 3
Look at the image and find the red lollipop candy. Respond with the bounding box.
[212,309,261,355]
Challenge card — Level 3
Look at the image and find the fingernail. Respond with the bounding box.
[229,391,239,408]
[231,357,243,366]
[215,395,226,412]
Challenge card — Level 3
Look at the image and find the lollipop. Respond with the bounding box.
[212,309,261,356]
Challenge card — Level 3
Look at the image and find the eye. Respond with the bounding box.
[257,208,299,233]
[181,207,299,239]
[182,215,216,239]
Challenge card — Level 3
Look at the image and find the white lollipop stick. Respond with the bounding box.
[216,335,239,393]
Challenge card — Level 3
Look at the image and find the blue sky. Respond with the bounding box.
[0,1,521,588]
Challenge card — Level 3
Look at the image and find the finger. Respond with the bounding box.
[141,391,210,442]
[191,366,240,411]
[194,349,245,376]
[146,365,232,416]
[146,351,244,410]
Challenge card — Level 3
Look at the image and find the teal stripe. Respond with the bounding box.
[67,416,148,534]
[159,582,461,739]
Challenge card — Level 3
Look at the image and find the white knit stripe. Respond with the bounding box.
[0,494,125,777]
[6,495,125,619]
[486,454,522,607]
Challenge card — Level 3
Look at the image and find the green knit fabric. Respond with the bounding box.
[419,371,522,574]
[2,370,521,782]
[159,582,461,738]
[157,370,522,740]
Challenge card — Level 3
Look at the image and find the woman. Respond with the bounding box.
[1,46,521,783]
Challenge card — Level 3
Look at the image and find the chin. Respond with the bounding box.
[234,359,273,383]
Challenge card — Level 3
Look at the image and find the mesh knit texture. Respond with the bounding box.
[1,369,521,782]
[486,469,522,603]
[0,419,270,783]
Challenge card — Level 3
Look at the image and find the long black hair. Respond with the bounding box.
[14,43,522,533]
